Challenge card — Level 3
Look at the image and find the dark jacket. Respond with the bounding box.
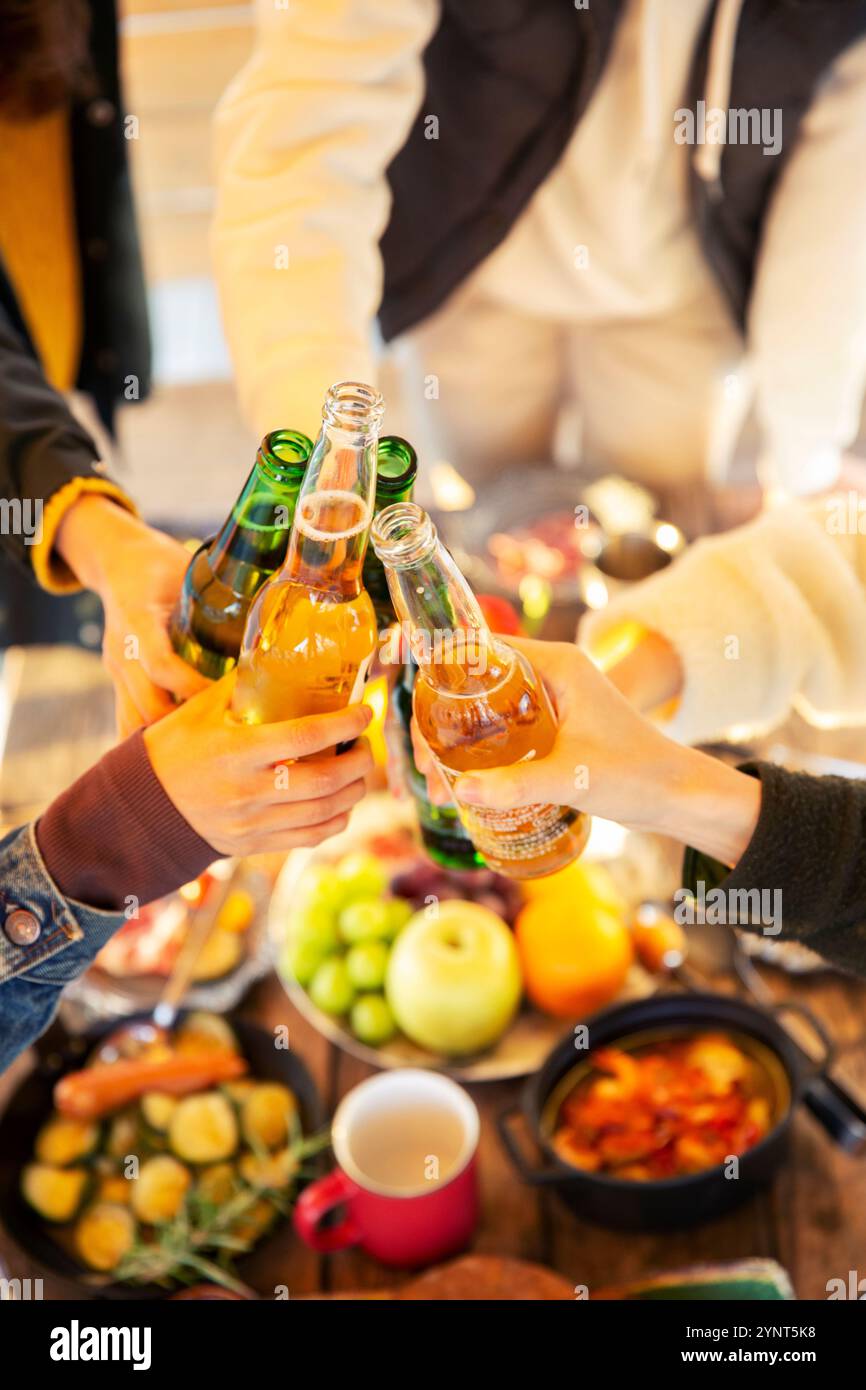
[379,0,866,341]
[684,762,866,977]
[0,0,150,431]
[0,0,146,582]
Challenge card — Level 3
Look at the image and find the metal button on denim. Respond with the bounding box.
[4,909,41,947]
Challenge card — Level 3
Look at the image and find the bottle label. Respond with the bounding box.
[459,801,577,862]
[348,651,374,706]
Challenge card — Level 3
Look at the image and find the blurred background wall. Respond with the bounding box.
[114,0,257,533]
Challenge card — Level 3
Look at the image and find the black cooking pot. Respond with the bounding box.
[0,1012,324,1298]
[497,991,862,1231]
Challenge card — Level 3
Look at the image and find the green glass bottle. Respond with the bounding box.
[363,435,418,632]
[369,438,481,869]
[170,428,313,679]
[393,657,486,871]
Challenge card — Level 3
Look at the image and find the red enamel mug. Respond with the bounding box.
[294,1069,480,1269]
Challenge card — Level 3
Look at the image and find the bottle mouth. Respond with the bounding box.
[258,429,313,479]
[371,502,437,568]
[323,381,385,435]
[376,436,418,494]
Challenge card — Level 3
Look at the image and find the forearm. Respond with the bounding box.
[632,745,762,867]
[212,0,437,434]
[36,729,216,911]
[54,493,145,595]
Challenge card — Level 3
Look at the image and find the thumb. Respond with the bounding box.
[455,754,572,812]
[454,763,538,811]
[183,669,236,716]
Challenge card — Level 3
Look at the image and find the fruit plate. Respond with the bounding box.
[268,794,658,1082]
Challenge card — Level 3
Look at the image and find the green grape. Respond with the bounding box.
[294,902,340,955]
[384,898,414,940]
[345,940,389,991]
[335,852,388,904]
[309,958,355,1016]
[338,899,393,945]
[350,994,398,1046]
[301,865,350,912]
[283,938,327,989]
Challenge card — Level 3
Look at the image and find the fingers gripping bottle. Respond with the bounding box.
[371,502,590,880]
[170,429,313,680]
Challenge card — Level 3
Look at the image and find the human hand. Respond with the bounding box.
[55,496,209,733]
[415,637,760,866]
[143,677,374,857]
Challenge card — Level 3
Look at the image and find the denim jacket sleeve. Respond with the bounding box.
[0,822,124,1073]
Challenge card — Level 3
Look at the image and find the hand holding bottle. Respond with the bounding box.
[143,675,373,857]
[55,496,210,734]
[441,637,761,869]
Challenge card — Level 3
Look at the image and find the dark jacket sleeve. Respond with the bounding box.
[0,299,103,574]
[683,761,866,976]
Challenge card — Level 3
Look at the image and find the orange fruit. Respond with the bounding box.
[515,893,633,1020]
[519,859,625,913]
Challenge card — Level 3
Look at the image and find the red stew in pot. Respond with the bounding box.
[551,1032,779,1181]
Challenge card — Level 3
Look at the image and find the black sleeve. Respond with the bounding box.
[683,761,866,976]
[0,301,102,574]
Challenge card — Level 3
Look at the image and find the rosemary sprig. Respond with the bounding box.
[115,1127,331,1291]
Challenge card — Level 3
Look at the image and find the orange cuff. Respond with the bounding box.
[30,477,138,594]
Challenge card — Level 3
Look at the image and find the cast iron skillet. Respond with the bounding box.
[497,991,863,1232]
[0,1011,324,1298]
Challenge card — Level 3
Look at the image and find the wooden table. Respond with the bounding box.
[2,647,866,1299]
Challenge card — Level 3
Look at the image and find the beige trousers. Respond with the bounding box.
[379,274,748,506]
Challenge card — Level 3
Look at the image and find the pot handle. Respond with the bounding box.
[801,1074,866,1155]
[496,1103,564,1188]
[768,1001,866,1154]
[768,999,835,1075]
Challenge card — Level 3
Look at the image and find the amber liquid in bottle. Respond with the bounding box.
[232,491,377,723]
[412,636,588,878]
[372,503,589,880]
[232,384,381,725]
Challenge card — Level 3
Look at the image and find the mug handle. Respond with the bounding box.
[293,1170,363,1253]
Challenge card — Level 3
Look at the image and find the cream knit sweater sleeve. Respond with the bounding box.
[579,496,866,746]
[211,0,437,440]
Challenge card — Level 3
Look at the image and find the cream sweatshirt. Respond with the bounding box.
[580,496,866,746]
[212,0,866,493]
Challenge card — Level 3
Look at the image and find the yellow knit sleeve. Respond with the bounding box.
[30,477,138,594]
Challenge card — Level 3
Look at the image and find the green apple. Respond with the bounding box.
[385,902,523,1056]
[308,958,355,1016]
[338,898,392,945]
[345,940,389,991]
[350,994,398,1047]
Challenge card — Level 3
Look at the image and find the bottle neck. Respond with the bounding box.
[373,504,496,691]
[364,436,418,628]
[283,383,383,597]
[374,436,418,508]
[209,430,311,571]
